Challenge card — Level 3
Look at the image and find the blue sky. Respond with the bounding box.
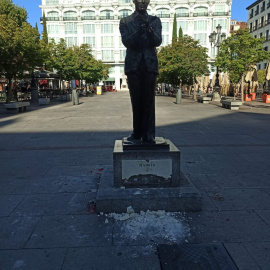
[13,0,255,33]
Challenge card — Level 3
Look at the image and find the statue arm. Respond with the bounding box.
[119,19,141,48]
[147,18,162,47]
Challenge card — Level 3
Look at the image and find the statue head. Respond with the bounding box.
[133,0,150,14]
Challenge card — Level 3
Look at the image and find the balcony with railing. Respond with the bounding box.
[63,17,78,21]
[100,16,114,20]
[81,16,96,20]
[213,12,228,16]
[261,7,265,12]
[40,17,59,22]
[255,10,259,15]
[193,12,208,17]
[265,19,270,25]
[157,14,170,18]
[267,3,270,8]
[253,25,258,31]
[176,13,189,17]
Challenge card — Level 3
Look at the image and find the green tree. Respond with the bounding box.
[0,0,27,27]
[216,28,270,101]
[172,13,177,44]
[42,11,48,45]
[158,35,209,91]
[178,26,183,39]
[257,69,266,88]
[0,8,43,103]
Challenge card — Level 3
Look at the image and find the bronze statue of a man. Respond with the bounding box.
[120,0,162,143]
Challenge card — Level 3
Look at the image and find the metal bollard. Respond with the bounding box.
[72,89,79,105]
[176,89,181,104]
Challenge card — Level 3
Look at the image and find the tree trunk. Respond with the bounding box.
[6,78,13,104]
[241,75,244,103]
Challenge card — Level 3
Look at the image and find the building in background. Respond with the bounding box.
[247,0,270,70]
[40,0,232,90]
[230,19,247,34]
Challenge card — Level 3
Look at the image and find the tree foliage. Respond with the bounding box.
[46,39,109,87]
[158,35,209,87]
[0,0,27,27]
[172,13,177,44]
[0,1,44,103]
[178,26,183,39]
[42,11,48,45]
[216,28,270,84]
[257,69,266,86]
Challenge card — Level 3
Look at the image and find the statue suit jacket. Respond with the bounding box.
[119,12,162,75]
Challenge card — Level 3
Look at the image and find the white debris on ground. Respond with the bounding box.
[106,206,191,245]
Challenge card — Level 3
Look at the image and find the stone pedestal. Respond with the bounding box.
[96,137,202,213]
[114,138,180,188]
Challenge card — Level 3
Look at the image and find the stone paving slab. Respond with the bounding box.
[158,243,238,269]
[187,210,270,243]
[0,216,40,249]
[62,246,160,270]
[25,215,113,249]
[0,248,66,270]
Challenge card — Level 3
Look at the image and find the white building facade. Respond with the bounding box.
[247,0,270,71]
[40,0,232,90]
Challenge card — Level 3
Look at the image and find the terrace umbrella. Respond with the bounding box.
[266,61,270,80]
[203,75,210,92]
[245,66,258,93]
[220,72,230,96]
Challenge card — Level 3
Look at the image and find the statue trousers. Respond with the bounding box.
[127,64,157,141]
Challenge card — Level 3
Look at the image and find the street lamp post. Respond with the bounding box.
[209,24,226,100]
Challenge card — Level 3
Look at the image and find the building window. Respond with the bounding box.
[101,36,114,47]
[101,24,113,34]
[260,32,263,37]
[258,64,261,70]
[265,46,268,51]
[261,1,265,12]
[213,19,227,29]
[214,4,225,15]
[194,20,207,31]
[102,50,114,61]
[119,9,132,19]
[120,65,124,74]
[66,37,77,47]
[177,21,188,32]
[109,66,115,74]
[119,49,126,60]
[47,11,59,20]
[161,35,169,46]
[266,30,269,40]
[47,25,59,35]
[254,34,257,38]
[161,22,169,32]
[250,9,254,18]
[82,10,95,20]
[250,22,253,30]
[264,63,267,69]
[175,8,189,17]
[63,11,77,21]
[65,23,77,34]
[83,36,96,48]
[193,6,208,16]
[156,8,170,18]
[83,24,95,34]
[100,10,114,20]
[119,36,125,47]
[46,0,59,4]
[194,33,207,45]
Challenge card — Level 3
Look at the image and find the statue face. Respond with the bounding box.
[133,0,150,13]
